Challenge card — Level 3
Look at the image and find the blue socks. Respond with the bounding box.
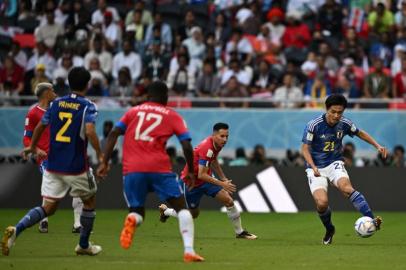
[318,207,334,231]
[79,209,96,249]
[16,207,47,236]
[350,191,374,218]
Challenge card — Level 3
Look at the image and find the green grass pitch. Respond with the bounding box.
[1,209,406,270]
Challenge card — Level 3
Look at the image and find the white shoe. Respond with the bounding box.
[75,243,102,256]
[1,226,16,256]
[159,204,169,223]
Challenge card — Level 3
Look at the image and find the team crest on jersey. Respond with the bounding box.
[306,132,314,141]
[351,124,357,132]
[336,130,343,139]
[206,149,214,158]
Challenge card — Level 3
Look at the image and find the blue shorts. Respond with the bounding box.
[123,172,183,208]
[179,180,222,209]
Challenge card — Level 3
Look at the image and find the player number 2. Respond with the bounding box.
[56,112,72,143]
[134,112,162,141]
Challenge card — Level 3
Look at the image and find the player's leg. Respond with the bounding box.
[38,199,49,233]
[72,197,83,233]
[214,188,257,239]
[307,168,335,244]
[330,161,382,229]
[68,170,101,255]
[120,173,147,249]
[154,173,204,262]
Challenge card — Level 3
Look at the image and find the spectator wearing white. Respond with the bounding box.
[10,42,27,69]
[265,8,285,47]
[53,54,73,81]
[56,49,84,68]
[27,42,56,79]
[273,73,304,108]
[225,28,254,65]
[34,9,64,49]
[391,44,406,76]
[112,40,142,82]
[182,26,206,72]
[91,0,120,25]
[221,59,252,86]
[103,11,122,51]
[144,12,173,51]
[167,54,195,96]
[84,36,113,76]
[125,0,153,26]
[169,46,198,77]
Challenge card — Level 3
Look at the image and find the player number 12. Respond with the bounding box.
[135,111,162,142]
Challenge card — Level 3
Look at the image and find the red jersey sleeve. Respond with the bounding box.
[170,111,191,142]
[23,110,37,147]
[197,143,214,167]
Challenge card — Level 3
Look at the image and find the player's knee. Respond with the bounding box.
[224,197,234,208]
[315,199,329,212]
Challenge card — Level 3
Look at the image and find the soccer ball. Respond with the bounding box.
[354,216,376,238]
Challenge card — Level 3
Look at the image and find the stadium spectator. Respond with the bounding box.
[392,58,406,97]
[177,10,198,41]
[102,10,122,52]
[143,40,170,82]
[10,42,27,68]
[391,44,406,77]
[53,69,69,97]
[338,27,366,65]
[218,76,249,108]
[91,0,120,25]
[124,0,153,27]
[304,73,332,108]
[395,0,406,29]
[34,8,64,50]
[125,10,148,54]
[265,7,285,47]
[367,2,394,34]
[363,58,391,98]
[229,147,249,166]
[110,67,134,101]
[167,54,195,96]
[84,36,113,76]
[337,57,365,91]
[317,0,344,42]
[26,42,56,79]
[221,58,251,86]
[209,12,231,50]
[112,39,142,82]
[53,54,73,81]
[182,26,206,71]
[100,120,119,164]
[195,59,221,97]
[144,12,172,53]
[30,64,50,95]
[250,144,272,166]
[250,60,276,98]
[282,11,311,63]
[0,55,24,96]
[343,142,365,167]
[273,73,304,108]
[391,145,405,167]
[225,28,254,66]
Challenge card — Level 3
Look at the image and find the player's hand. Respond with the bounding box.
[186,172,196,191]
[312,167,321,177]
[35,148,47,159]
[21,146,34,160]
[96,162,110,179]
[377,145,387,159]
[222,180,236,194]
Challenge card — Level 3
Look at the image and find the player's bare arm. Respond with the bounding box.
[301,143,320,177]
[180,140,196,190]
[356,130,387,159]
[210,159,229,181]
[198,165,236,194]
[22,122,47,159]
[85,123,103,162]
[97,127,121,178]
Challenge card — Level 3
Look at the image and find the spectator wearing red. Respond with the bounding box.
[393,58,406,98]
[0,55,24,95]
[282,11,311,63]
[266,7,285,47]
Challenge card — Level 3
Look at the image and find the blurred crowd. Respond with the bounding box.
[1,0,406,108]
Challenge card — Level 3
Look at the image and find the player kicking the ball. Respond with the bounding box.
[301,94,386,245]
[159,123,257,240]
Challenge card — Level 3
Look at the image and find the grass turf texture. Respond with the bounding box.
[1,210,405,270]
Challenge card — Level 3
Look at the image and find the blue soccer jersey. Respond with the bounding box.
[41,93,98,174]
[301,114,359,168]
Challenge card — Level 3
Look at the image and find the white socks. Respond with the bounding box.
[72,197,83,228]
[129,212,144,226]
[226,205,243,234]
[178,209,195,254]
[164,208,178,218]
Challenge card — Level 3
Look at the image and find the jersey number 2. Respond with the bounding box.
[135,112,162,141]
[56,112,72,143]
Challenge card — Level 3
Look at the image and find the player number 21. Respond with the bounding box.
[135,112,162,142]
[323,141,335,152]
[56,112,72,143]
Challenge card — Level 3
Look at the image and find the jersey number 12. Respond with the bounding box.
[135,111,162,142]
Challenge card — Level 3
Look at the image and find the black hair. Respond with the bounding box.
[213,122,229,132]
[147,81,168,105]
[394,145,405,154]
[325,94,347,109]
[236,147,246,158]
[68,67,91,92]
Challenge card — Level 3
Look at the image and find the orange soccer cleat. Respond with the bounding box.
[183,252,205,263]
[120,214,137,249]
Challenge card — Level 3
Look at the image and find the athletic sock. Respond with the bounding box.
[72,197,83,228]
[178,209,195,254]
[16,206,47,236]
[318,207,335,231]
[226,205,243,234]
[164,208,178,218]
[129,212,143,226]
[349,190,374,218]
[79,209,95,249]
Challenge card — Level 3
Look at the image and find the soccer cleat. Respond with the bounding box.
[374,216,383,230]
[38,220,48,233]
[75,243,102,256]
[236,230,258,240]
[1,226,16,256]
[72,226,81,234]
[120,214,137,249]
[183,252,205,263]
[159,204,169,223]
[322,226,335,245]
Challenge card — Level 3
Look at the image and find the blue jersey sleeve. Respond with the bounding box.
[342,118,359,137]
[84,102,98,124]
[41,104,52,126]
[301,124,314,145]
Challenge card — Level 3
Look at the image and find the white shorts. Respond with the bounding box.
[42,168,97,201]
[306,161,349,194]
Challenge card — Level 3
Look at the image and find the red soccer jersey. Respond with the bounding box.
[23,104,50,164]
[181,136,222,187]
[117,102,191,174]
